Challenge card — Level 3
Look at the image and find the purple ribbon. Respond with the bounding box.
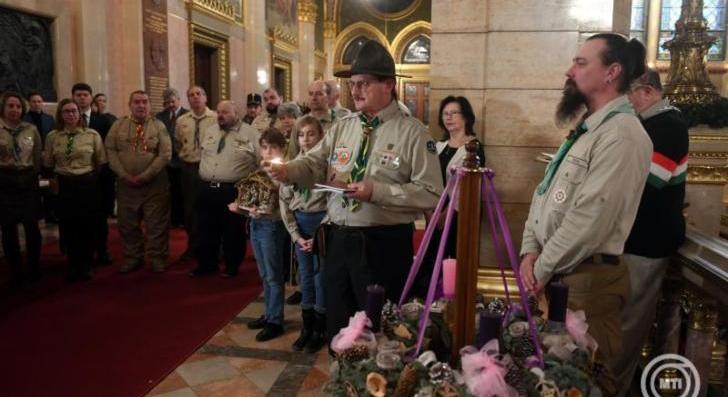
[482,171,544,367]
[397,167,544,367]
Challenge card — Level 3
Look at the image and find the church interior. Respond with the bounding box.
[2,0,728,396]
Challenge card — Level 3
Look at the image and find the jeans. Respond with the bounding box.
[250,218,287,325]
[293,210,326,313]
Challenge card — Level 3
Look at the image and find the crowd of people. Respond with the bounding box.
[1,33,687,396]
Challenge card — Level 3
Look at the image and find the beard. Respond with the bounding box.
[556,79,587,126]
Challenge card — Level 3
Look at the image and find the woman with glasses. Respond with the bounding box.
[417,96,485,296]
[44,98,107,282]
[0,91,43,283]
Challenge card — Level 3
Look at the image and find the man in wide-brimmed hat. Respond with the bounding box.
[263,40,443,342]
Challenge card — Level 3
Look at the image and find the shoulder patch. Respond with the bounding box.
[426,140,437,154]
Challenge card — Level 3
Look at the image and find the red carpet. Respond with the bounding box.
[0,226,261,397]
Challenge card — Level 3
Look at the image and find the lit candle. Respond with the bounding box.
[442,259,457,300]
[366,284,385,333]
[477,311,503,349]
[547,282,569,323]
[270,157,283,165]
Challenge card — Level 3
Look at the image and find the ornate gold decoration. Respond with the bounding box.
[188,0,237,23]
[663,0,720,105]
[324,20,337,39]
[690,133,728,142]
[686,164,728,184]
[271,26,299,48]
[709,337,726,384]
[314,49,326,61]
[361,0,422,21]
[273,56,292,101]
[681,290,718,332]
[297,0,318,23]
[689,151,728,161]
[188,24,229,100]
[477,267,520,301]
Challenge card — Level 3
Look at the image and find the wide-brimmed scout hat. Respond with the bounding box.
[334,40,410,78]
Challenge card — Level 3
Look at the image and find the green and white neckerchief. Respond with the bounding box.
[343,114,381,211]
[536,101,634,195]
[65,128,80,161]
[3,125,24,162]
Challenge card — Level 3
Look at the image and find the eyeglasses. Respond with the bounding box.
[442,111,462,118]
[347,79,377,91]
[62,109,79,114]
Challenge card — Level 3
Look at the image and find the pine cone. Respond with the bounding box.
[393,363,417,397]
[339,345,370,364]
[511,335,535,358]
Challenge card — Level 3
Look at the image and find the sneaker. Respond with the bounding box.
[247,315,267,330]
[255,323,284,342]
[286,291,302,305]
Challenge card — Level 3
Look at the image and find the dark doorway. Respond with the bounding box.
[194,43,219,107]
[274,66,286,100]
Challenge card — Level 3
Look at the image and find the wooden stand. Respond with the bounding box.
[450,141,484,361]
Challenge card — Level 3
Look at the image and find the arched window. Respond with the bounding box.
[342,36,370,65]
[401,35,430,64]
[630,0,647,44]
[631,0,727,61]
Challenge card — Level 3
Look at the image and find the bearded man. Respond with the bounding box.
[518,33,652,397]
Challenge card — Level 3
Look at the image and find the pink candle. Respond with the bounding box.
[442,259,457,299]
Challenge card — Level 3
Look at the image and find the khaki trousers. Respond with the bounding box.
[117,173,170,269]
[614,254,669,397]
[560,260,630,397]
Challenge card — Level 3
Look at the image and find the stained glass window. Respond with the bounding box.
[342,36,370,65]
[658,0,726,60]
[630,0,647,44]
[402,35,430,64]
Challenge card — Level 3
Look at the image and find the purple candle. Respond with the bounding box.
[547,282,569,323]
[477,311,502,349]
[366,284,385,333]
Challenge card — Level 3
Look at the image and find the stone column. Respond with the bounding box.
[79,0,110,96]
[323,20,336,80]
[297,0,317,99]
[430,0,632,274]
[243,0,272,94]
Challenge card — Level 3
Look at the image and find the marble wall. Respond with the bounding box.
[430,0,632,266]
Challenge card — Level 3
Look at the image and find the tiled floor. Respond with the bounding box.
[147,290,331,397]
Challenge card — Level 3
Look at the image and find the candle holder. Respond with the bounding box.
[234,169,279,214]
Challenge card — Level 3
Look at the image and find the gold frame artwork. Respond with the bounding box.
[189,23,230,101]
[273,56,292,101]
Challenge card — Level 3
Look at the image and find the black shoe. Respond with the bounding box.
[293,309,314,351]
[286,291,302,305]
[188,267,216,278]
[256,323,284,342]
[305,312,326,354]
[220,269,238,278]
[247,315,267,330]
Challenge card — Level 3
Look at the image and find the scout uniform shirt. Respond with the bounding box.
[105,116,172,182]
[175,107,217,163]
[286,99,443,227]
[279,151,328,242]
[0,119,42,172]
[199,121,260,183]
[332,105,351,120]
[251,110,282,132]
[520,95,653,282]
[44,127,107,175]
